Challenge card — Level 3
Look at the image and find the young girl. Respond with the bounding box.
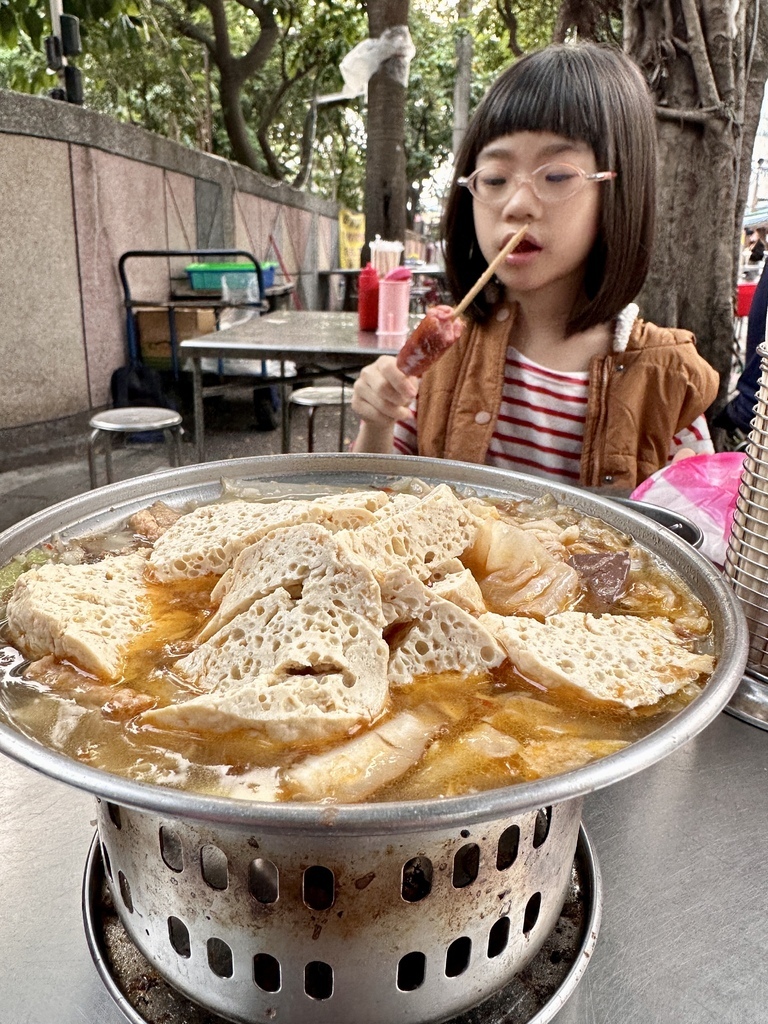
[351,43,718,491]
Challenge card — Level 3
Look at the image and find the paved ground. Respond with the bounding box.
[0,385,360,535]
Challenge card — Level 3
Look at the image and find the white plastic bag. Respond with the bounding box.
[200,272,263,374]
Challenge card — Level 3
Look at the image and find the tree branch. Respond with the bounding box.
[495,0,523,57]
[201,0,233,64]
[679,0,721,107]
[153,0,215,52]
[232,4,279,84]
[655,104,722,124]
[232,0,271,14]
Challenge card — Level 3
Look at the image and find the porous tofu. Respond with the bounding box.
[148,491,388,581]
[145,587,390,742]
[6,551,150,680]
[482,610,714,708]
[341,484,481,581]
[202,521,384,640]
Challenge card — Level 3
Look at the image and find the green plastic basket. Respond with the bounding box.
[186,262,256,291]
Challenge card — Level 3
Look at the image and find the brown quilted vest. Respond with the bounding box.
[416,304,719,491]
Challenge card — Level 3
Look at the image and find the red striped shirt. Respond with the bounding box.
[393,328,713,478]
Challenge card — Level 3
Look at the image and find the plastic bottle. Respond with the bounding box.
[357,262,380,331]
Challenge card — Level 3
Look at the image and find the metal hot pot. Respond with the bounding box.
[0,454,748,1024]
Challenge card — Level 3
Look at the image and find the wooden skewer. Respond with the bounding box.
[451,223,529,318]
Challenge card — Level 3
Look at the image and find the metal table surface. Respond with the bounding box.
[179,311,418,460]
[2,709,766,1024]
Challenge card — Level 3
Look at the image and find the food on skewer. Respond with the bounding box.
[395,223,529,378]
[396,305,464,377]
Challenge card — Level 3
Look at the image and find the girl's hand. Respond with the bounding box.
[352,356,418,427]
[671,447,697,464]
[351,356,418,453]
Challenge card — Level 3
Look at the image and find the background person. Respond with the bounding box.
[712,256,768,450]
[351,42,717,491]
[746,227,766,264]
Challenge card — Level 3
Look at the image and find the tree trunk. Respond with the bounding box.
[219,65,263,170]
[364,0,410,258]
[453,1,473,155]
[624,0,768,406]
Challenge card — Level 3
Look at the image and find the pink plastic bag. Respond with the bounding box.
[630,452,746,567]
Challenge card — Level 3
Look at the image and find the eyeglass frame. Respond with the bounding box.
[457,162,617,208]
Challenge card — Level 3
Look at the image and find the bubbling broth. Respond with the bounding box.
[0,485,715,803]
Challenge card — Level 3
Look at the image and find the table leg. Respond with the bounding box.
[192,357,205,463]
[280,360,290,454]
[338,380,346,452]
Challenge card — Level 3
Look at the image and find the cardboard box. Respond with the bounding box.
[136,307,216,367]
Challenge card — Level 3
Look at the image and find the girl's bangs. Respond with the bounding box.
[478,59,605,158]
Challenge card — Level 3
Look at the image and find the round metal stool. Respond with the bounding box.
[288,384,352,452]
[87,407,183,489]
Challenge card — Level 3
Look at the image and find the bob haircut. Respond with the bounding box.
[442,42,657,334]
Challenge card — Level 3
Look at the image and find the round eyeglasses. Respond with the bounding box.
[457,162,617,208]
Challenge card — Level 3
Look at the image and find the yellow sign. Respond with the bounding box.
[339,208,365,269]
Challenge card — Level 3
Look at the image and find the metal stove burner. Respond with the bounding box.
[725,671,768,732]
[82,826,601,1024]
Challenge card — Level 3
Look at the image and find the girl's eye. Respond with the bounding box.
[478,172,508,190]
[542,165,579,185]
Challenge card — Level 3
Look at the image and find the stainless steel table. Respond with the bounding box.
[180,311,416,460]
[2,710,766,1024]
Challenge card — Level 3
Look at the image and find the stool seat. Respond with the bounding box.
[289,386,352,408]
[87,406,183,489]
[89,407,182,432]
[288,385,353,452]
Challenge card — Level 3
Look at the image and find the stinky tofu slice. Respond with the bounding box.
[5,551,150,680]
[430,568,487,615]
[377,565,431,626]
[201,522,383,640]
[283,707,447,801]
[148,493,386,582]
[342,484,481,581]
[376,564,484,625]
[396,723,523,800]
[483,693,587,740]
[482,611,714,708]
[516,737,629,778]
[144,669,376,743]
[147,588,390,740]
[387,587,506,686]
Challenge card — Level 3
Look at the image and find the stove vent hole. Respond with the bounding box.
[208,937,234,978]
[101,843,113,881]
[107,803,122,830]
[249,858,279,904]
[523,892,541,934]
[118,871,133,913]
[496,825,520,870]
[533,807,552,848]
[445,936,471,977]
[401,856,433,903]
[452,844,480,888]
[487,916,510,958]
[160,826,184,872]
[304,960,333,1000]
[397,951,426,991]
[303,866,335,910]
[254,953,281,992]
[201,845,229,890]
[168,916,191,958]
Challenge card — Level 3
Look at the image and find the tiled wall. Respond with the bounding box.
[0,90,339,430]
